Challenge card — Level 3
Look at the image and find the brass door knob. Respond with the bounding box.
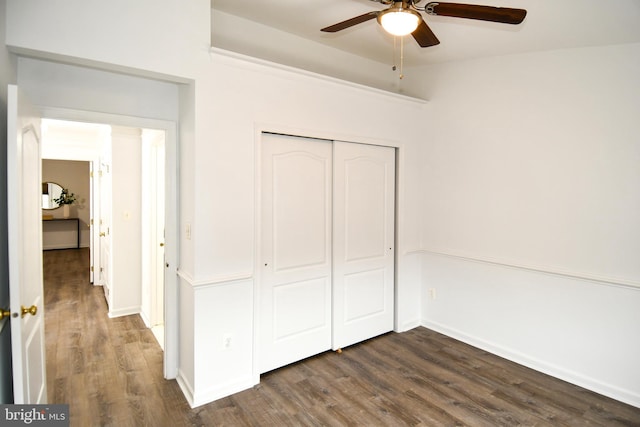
[100,232,106,237]
[21,305,37,318]
[159,243,165,247]
[0,309,10,320]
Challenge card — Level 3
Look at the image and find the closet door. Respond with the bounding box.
[259,133,333,373]
[332,141,395,350]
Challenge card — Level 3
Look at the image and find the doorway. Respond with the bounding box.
[39,115,178,378]
[41,159,91,252]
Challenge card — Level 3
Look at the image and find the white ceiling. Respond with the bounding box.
[211,0,640,67]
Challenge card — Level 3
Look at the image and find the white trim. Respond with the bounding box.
[397,319,421,332]
[38,107,176,131]
[210,47,429,105]
[175,369,195,408]
[107,306,140,318]
[139,309,151,329]
[176,368,256,409]
[9,46,193,85]
[177,270,253,289]
[422,320,640,409]
[190,376,256,409]
[419,249,640,290]
[252,127,264,389]
[42,244,90,251]
[255,125,405,152]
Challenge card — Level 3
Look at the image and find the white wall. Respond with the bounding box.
[6,0,208,80]
[17,58,180,122]
[109,127,143,317]
[181,52,427,406]
[13,0,637,411]
[194,53,425,279]
[6,0,427,407]
[211,10,411,96]
[417,43,640,407]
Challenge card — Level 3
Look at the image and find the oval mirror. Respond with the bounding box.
[42,182,64,210]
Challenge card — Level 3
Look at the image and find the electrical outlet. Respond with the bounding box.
[223,334,232,350]
[428,288,437,300]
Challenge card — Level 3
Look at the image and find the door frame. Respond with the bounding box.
[252,124,404,383]
[39,106,179,379]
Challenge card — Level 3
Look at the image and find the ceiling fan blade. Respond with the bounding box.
[412,19,440,47]
[425,2,527,24]
[321,11,379,32]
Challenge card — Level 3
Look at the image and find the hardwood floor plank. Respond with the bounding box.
[43,248,640,426]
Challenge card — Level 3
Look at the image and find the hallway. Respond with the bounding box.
[44,248,188,425]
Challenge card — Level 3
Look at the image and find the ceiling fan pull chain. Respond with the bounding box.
[399,35,405,79]
[392,36,398,72]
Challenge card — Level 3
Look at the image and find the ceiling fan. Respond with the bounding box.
[321,1,527,47]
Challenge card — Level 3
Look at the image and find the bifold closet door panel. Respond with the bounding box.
[332,141,395,350]
[259,133,333,374]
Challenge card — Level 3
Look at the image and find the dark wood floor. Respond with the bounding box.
[44,248,640,426]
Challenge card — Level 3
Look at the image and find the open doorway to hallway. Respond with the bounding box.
[41,118,168,356]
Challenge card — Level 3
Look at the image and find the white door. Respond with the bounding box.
[154,143,165,340]
[259,133,333,373]
[7,85,47,404]
[89,161,97,283]
[142,129,165,348]
[98,158,112,306]
[332,142,396,349]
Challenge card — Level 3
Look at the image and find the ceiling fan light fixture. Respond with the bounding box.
[378,7,421,36]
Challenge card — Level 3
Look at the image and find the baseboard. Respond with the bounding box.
[176,370,196,407]
[397,318,421,333]
[422,319,640,409]
[139,311,151,328]
[191,376,256,408]
[107,306,140,318]
[43,244,88,250]
[176,369,256,408]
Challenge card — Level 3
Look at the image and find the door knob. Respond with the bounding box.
[21,305,37,318]
[100,232,106,237]
[0,309,10,320]
[159,243,165,247]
